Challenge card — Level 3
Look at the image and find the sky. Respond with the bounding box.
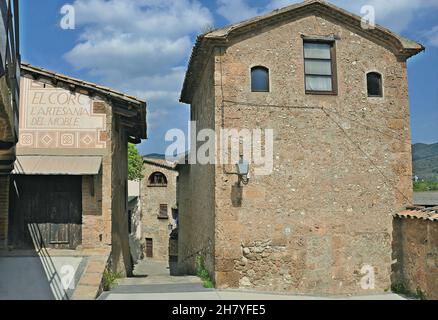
[19,0,438,155]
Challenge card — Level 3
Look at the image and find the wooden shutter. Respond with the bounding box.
[146,238,153,258]
[158,204,168,219]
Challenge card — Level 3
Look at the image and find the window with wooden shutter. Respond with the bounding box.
[145,238,153,258]
[158,204,168,219]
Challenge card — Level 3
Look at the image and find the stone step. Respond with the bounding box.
[117,275,202,286]
[110,283,211,294]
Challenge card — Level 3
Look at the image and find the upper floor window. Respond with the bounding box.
[251,66,270,92]
[367,72,383,97]
[304,41,337,94]
[158,204,169,219]
[148,172,167,187]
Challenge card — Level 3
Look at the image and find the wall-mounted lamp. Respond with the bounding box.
[236,156,250,185]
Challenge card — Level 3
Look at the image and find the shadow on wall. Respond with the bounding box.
[169,228,178,276]
[392,215,438,300]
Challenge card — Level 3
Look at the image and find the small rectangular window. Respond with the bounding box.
[158,204,168,219]
[304,41,337,94]
[146,238,153,258]
[367,72,383,97]
[251,66,270,92]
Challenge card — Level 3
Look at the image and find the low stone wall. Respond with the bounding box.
[71,247,111,300]
[392,210,438,300]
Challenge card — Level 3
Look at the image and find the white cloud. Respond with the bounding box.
[64,0,212,153]
[336,0,438,33]
[66,0,212,80]
[216,0,263,23]
[422,25,438,47]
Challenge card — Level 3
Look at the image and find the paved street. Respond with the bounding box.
[98,260,405,300]
[0,250,87,300]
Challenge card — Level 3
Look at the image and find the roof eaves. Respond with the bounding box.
[21,63,148,140]
[394,207,438,222]
[180,35,226,104]
[143,157,177,171]
[21,63,145,105]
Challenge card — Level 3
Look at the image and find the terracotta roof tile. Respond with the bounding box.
[394,207,438,222]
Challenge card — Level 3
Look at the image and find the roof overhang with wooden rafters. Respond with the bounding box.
[21,63,147,143]
[180,0,425,104]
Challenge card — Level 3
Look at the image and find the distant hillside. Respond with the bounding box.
[144,153,165,159]
[413,143,438,180]
[144,152,188,162]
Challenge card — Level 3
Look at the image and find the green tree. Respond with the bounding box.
[128,143,144,181]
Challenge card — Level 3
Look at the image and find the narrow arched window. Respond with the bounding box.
[367,72,383,97]
[148,172,167,187]
[251,66,269,92]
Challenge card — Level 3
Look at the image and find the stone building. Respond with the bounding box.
[7,64,146,277]
[128,180,143,263]
[177,0,424,294]
[0,0,20,249]
[141,157,178,262]
[392,208,438,300]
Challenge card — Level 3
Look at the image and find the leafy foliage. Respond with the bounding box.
[103,269,123,291]
[413,180,438,192]
[128,143,144,181]
[196,255,214,289]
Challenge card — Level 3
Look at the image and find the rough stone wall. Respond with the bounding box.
[178,55,216,276]
[82,174,104,248]
[80,101,112,251]
[110,118,132,276]
[83,99,133,276]
[141,162,177,261]
[128,196,143,264]
[100,101,113,249]
[211,15,412,294]
[0,76,15,143]
[392,217,438,300]
[0,176,9,248]
[0,75,15,229]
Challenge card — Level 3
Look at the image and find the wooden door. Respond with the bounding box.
[9,175,82,249]
[146,238,153,258]
[48,192,71,246]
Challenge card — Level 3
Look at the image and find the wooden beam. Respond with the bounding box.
[128,136,141,144]
[113,105,138,118]
[119,118,137,128]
